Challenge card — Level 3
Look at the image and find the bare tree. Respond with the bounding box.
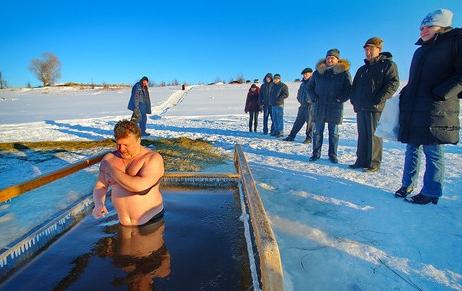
[29,52,61,86]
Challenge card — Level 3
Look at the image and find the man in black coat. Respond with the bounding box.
[308,49,351,163]
[259,73,274,134]
[283,68,314,143]
[395,9,461,205]
[349,37,399,172]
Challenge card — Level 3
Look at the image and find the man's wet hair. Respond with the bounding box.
[114,120,141,139]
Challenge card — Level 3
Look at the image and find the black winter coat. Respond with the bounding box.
[350,52,399,112]
[308,59,351,124]
[296,78,311,106]
[245,87,261,112]
[269,82,289,106]
[399,28,462,145]
[259,73,273,107]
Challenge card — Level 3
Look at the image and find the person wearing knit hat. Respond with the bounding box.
[128,76,152,136]
[420,8,453,28]
[283,68,314,143]
[268,74,289,137]
[349,37,399,173]
[308,49,352,163]
[395,8,461,205]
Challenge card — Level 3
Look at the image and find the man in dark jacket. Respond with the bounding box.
[308,49,351,163]
[395,9,461,205]
[349,38,399,172]
[128,76,152,136]
[269,74,289,137]
[283,68,314,143]
[259,73,274,135]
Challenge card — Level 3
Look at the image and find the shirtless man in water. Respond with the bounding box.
[92,120,164,226]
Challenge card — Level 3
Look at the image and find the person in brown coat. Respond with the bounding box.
[245,84,261,132]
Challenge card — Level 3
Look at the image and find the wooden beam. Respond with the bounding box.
[0,151,110,203]
[234,144,284,291]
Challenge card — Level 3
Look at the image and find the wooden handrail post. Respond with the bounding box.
[234,144,284,291]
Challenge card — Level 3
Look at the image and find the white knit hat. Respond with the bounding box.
[421,9,453,28]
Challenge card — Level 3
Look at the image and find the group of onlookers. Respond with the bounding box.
[244,9,461,205]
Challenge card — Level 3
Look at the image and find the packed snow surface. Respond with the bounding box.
[0,84,461,290]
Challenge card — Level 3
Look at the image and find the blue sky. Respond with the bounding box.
[1,0,461,87]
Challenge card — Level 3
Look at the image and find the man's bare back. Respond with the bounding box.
[92,121,165,226]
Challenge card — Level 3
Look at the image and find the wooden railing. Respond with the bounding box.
[234,144,284,291]
[0,151,110,203]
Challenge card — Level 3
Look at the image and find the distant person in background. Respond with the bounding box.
[269,74,289,137]
[349,37,399,172]
[92,120,165,226]
[259,73,274,135]
[244,84,261,132]
[128,76,151,136]
[395,9,461,205]
[308,49,351,163]
[284,67,314,143]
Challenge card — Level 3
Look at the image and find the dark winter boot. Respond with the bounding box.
[309,155,319,162]
[348,162,364,169]
[394,186,413,198]
[283,136,294,141]
[329,156,338,164]
[405,193,439,205]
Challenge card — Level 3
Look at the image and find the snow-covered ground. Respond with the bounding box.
[0,84,461,290]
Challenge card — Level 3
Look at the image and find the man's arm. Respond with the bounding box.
[373,61,399,104]
[108,152,164,193]
[433,33,462,100]
[307,73,318,103]
[338,71,352,103]
[92,162,110,218]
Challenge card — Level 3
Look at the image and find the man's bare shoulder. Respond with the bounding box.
[102,151,119,161]
[142,148,163,163]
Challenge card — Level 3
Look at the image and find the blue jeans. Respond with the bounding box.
[401,144,444,198]
[263,105,273,134]
[138,102,148,134]
[312,122,338,159]
[271,105,284,135]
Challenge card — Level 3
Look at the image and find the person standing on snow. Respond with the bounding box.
[128,76,152,136]
[269,74,289,138]
[259,73,274,135]
[283,67,314,144]
[395,9,461,205]
[308,49,351,163]
[349,37,399,172]
[244,83,261,132]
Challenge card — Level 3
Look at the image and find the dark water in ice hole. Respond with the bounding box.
[1,187,252,290]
